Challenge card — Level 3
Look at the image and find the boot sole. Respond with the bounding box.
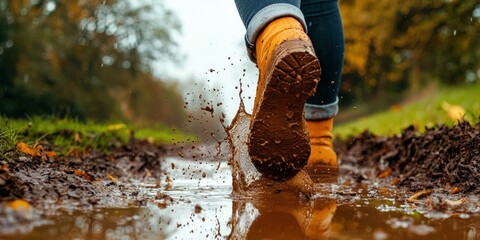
[249,39,320,181]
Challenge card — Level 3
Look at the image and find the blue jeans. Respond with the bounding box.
[234,0,344,120]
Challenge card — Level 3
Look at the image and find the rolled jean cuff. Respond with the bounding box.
[304,97,339,120]
[245,3,307,62]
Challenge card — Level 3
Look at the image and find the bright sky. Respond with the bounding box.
[156,0,258,122]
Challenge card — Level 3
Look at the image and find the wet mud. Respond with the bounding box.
[337,121,480,195]
[0,139,166,206]
[1,107,480,238]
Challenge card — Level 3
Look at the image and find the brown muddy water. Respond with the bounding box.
[3,155,479,240]
[2,106,480,239]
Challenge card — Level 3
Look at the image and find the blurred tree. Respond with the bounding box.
[0,0,186,127]
[339,0,480,106]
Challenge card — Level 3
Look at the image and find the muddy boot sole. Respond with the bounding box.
[249,39,320,181]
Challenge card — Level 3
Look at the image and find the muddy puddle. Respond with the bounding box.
[3,155,479,239]
[2,97,480,239]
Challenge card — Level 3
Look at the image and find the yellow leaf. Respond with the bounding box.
[107,173,117,182]
[441,101,465,121]
[107,123,126,131]
[7,200,32,211]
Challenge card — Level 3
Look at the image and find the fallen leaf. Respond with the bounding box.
[65,169,95,181]
[450,186,461,194]
[106,173,117,182]
[76,170,95,181]
[45,151,57,158]
[107,123,126,131]
[378,168,392,179]
[441,101,465,121]
[408,189,434,202]
[7,199,32,211]
[16,142,56,159]
[74,132,82,143]
[445,198,466,206]
[390,178,401,185]
[16,142,41,156]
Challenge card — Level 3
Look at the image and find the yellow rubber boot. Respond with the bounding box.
[302,201,337,239]
[304,118,339,181]
[248,17,321,181]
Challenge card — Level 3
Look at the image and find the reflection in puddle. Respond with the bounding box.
[229,196,336,239]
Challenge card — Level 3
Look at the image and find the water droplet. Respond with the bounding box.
[453,29,457,36]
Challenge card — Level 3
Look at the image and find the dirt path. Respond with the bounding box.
[2,122,479,206]
[0,121,479,237]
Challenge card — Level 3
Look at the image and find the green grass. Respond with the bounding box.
[0,116,192,156]
[0,120,20,160]
[334,82,480,138]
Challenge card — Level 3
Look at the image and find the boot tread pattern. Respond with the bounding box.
[248,39,321,181]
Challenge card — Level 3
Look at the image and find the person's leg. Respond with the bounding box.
[234,0,306,62]
[301,0,344,116]
[234,1,321,181]
[300,0,345,176]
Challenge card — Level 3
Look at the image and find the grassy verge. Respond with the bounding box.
[0,116,192,156]
[334,82,480,138]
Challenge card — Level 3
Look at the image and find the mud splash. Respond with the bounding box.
[224,97,260,193]
[225,82,313,197]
